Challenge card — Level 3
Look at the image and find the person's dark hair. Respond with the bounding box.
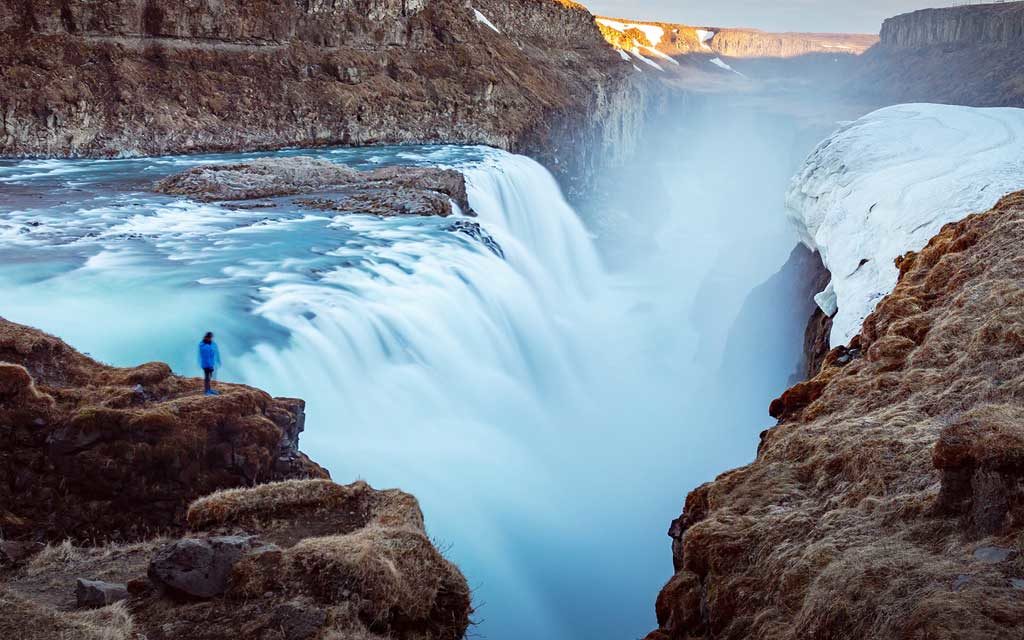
[203,332,214,342]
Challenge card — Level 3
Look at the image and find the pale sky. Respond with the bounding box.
[582,1,954,34]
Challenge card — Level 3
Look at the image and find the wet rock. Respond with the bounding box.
[75,578,129,608]
[952,575,971,591]
[148,536,265,599]
[447,220,505,258]
[155,157,475,218]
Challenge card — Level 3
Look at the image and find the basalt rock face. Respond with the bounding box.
[649,192,1024,640]
[0,0,648,198]
[853,4,1024,107]
[1,479,472,640]
[879,3,1024,49]
[0,317,327,542]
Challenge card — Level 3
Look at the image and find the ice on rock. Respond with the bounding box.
[786,103,1024,347]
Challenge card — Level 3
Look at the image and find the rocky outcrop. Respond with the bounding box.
[880,3,1024,49]
[0,317,327,542]
[154,156,474,216]
[648,192,1024,639]
[2,478,472,640]
[0,0,650,198]
[852,4,1024,107]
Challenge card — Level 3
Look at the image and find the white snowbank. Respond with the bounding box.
[696,29,715,50]
[786,103,1024,346]
[618,49,631,61]
[596,18,665,47]
[474,8,500,33]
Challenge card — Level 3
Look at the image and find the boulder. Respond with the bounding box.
[75,578,129,608]
[0,540,45,566]
[148,536,268,599]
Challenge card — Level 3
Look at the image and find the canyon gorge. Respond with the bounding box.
[2,1,1024,640]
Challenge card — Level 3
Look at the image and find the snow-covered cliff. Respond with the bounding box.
[786,103,1024,346]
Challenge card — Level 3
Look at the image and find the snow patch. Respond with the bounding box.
[618,49,631,62]
[709,57,744,76]
[630,49,663,71]
[696,29,715,50]
[786,103,1024,346]
[473,8,500,33]
[596,18,665,46]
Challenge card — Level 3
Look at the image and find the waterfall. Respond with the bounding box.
[0,132,815,640]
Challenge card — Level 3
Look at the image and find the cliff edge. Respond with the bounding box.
[0,316,472,639]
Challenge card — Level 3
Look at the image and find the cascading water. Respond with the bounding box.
[0,121,815,639]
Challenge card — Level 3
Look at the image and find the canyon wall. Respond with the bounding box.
[0,0,656,197]
[647,191,1024,640]
[880,2,1024,48]
[595,17,875,59]
[853,3,1024,107]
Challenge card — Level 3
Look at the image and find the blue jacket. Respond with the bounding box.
[198,341,221,370]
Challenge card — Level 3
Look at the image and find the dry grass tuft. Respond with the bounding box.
[284,526,470,635]
[26,540,81,576]
[187,479,425,533]
[0,588,134,640]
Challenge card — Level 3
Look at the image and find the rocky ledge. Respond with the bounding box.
[1,478,471,640]
[649,192,1024,639]
[0,317,472,639]
[155,156,475,217]
[0,317,327,541]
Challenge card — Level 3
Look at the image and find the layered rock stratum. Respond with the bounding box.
[0,0,651,196]
[648,190,1024,640]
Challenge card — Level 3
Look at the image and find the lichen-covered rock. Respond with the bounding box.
[649,192,1024,639]
[0,317,327,542]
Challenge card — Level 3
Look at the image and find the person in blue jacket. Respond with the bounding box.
[198,332,222,396]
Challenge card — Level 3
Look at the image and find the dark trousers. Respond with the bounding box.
[204,368,214,392]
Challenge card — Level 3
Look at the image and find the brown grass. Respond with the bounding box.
[187,479,425,532]
[0,588,134,640]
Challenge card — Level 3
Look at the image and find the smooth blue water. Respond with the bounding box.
[0,142,804,639]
